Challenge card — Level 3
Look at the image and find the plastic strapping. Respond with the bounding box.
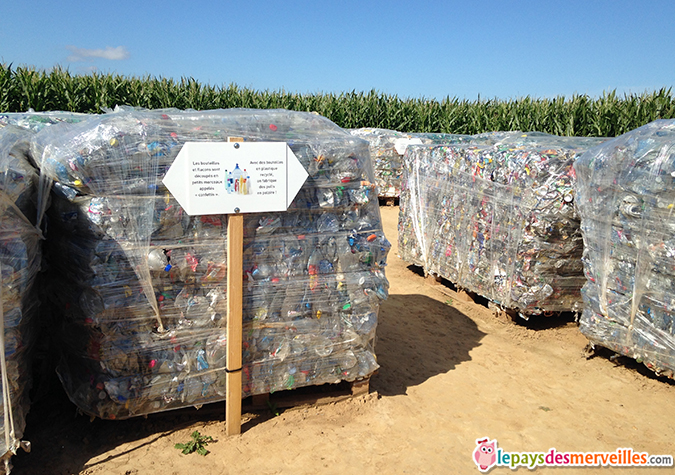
[0,192,43,241]
[410,147,427,270]
[0,262,18,472]
[35,173,52,234]
[627,142,673,344]
[501,181,516,308]
[0,187,39,475]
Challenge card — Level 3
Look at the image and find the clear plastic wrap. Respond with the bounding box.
[35,108,390,419]
[0,127,38,224]
[0,111,88,134]
[349,128,415,198]
[0,125,42,471]
[349,128,473,198]
[399,132,605,314]
[575,120,675,376]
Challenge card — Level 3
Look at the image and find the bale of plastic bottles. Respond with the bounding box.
[349,128,472,198]
[0,125,41,472]
[33,108,390,419]
[398,133,554,271]
[0,111,88,134]
[575,119,675,377]
[399,132,605,315]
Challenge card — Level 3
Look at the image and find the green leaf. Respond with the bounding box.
[175,430,214,456]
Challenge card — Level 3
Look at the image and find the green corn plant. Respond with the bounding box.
[2,62,674,136]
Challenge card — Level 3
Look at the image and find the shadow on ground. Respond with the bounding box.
[371,293,486,397]
[586,346,675,387]
[406,264,579,331]
[13,292,485,475]
[11,370,229,475]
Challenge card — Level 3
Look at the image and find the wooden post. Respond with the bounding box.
[162,134,307,436]
[225,213,244,436]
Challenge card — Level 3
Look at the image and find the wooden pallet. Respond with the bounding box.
[378,197,399,207]
[421,271,517,319]
[418,269,580,329]
[244,376,372,410]
[158,376,373,421]
[424,274,477,303]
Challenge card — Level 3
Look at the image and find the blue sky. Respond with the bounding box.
[1,0,674,101]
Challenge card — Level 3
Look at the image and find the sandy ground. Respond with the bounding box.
[12,205,675,475]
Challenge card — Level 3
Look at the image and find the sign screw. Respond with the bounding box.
[234,207,240,213]
[234,143,240,149]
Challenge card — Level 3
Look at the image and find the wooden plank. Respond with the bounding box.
[243,378,371,411]
[492,307,518,323]
[273,393,351,409]
[225,213,244,436]
[350,378,370,396]
[168,377,373,419]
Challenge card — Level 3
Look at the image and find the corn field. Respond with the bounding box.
[2,63,675,137]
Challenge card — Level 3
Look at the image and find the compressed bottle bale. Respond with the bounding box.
[34,108,390,419]
[0,125,42,471]
[349,128,472,270]
[349,128,417,199]
[399,132,605,314]
[349,128,473,198]
[0,126,39,223]
[397,132,524,268]
[397,132,505,269]
[0,111,88,132]
[574,119,675,376]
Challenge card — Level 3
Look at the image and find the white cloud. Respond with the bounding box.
[66,46,130,62]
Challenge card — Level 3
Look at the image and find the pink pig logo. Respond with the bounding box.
[473,437,497,472]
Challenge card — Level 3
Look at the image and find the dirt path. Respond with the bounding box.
[13,206,674,475]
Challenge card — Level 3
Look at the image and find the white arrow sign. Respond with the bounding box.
[163,141,309,215]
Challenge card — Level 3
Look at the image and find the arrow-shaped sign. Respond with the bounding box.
[163,141,309,215]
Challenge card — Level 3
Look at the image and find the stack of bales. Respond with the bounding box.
[396,132,518,269]
[33,108,390,419]
[0,125,41,472]
[399,132,605,315]
[349,128,473,198]
[575,119,675,376]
